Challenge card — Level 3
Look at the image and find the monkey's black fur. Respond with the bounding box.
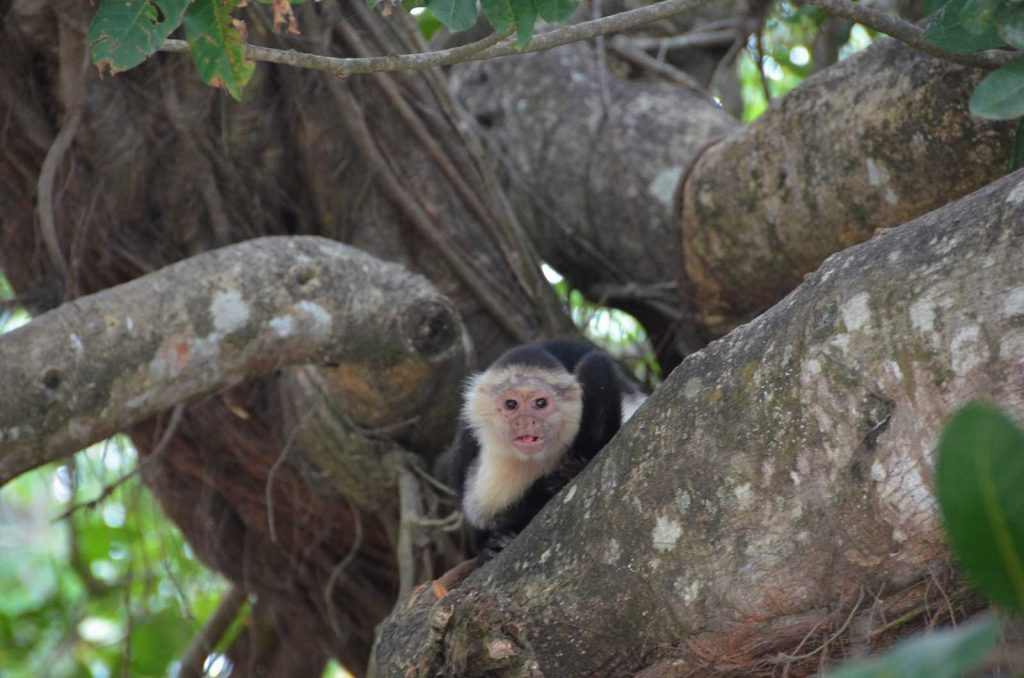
[446,339,640,561]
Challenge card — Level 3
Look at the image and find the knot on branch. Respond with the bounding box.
[404,300,461,361]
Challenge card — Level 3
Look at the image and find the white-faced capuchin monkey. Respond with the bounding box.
[443,339,647,561]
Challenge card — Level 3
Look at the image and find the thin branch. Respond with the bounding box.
[395,457,422,602]
[157,0,1016,76]
[159,0,720,76]
[609,36,707,88]
[334,19,526,297]
[801,0,1015,70]
[160,25,511,75]
[266,405,316,544]
[754,15,773,104]
[324,502,363,640]
[628,27,739,52]
[178,587,248,678]
[55,405,185,522]
[774,587,867,663]
[328,81,530,342]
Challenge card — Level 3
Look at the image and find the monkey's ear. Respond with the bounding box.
[555,380,583,401]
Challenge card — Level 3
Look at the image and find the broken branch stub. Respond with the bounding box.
[0,236,465,486]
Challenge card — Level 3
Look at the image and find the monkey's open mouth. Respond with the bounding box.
[512,435,545,452]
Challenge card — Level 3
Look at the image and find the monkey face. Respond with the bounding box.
[464,363,583,465]
[493,384,562,458]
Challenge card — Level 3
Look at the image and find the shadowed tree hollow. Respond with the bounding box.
[0,0,1021,675]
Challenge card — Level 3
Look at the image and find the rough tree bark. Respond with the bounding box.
[453,37,1013,349]
[373,167,1024,678]
[0,237,465,486]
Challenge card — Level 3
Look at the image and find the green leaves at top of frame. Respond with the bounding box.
[89,0,253,100]
[427,0,578,45]
[88,0,193,73]
[937,402,1024,613]
[183,0,255,101]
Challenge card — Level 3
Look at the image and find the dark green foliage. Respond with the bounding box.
[88,0,193,72]
[183,0,255,100]
[925,0,1024,123]
[825,616,1002,678]
[88,0,254,100]
[1010,117,1024,170]
[937,403,1024,612]
[425,0,478,33]
[924,0,1007,52]
[88,0,580,91]
[971,57,1024,119]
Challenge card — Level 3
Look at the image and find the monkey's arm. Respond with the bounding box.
[571,352,628,464]
[443,425,480,496]
[475,479,561,561]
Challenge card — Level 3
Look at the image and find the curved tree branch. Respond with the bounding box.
[0,236,465,486]
[681,37,1013,335]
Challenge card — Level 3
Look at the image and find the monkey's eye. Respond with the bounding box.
[504,399,518,410]
[534,398,547,409]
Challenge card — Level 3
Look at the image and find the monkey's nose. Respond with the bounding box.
[512,417,541,434]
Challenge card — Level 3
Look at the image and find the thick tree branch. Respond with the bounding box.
[374,169,1024,675]
[0,236,465,486]
[681,37,1013,335]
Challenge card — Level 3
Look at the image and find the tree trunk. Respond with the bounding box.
[373,167,1024,677]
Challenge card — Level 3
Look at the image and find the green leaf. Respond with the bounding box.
[970,58,1024,121]
[510,0,538,45]
[88,0,192,73]
[130,608,192,676]
[425,0,478,32]
[825,616,1002,678]
[413,7,445,39]
[924,0,1007,52]
[183,0,255,101]
[481,0,515,33]
[535,0,577,23]
[479,0,537,43]
[937,402,1024,611]
[960,0,1013,33]
[999,11,1024,49]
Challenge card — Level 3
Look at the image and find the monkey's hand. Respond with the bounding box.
[477,530,517,563]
